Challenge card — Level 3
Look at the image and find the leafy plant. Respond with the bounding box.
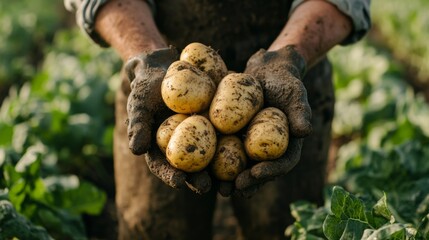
[0,21,120,240]
[287,187,429,240]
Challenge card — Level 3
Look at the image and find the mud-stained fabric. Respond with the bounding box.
[155,1,294,71]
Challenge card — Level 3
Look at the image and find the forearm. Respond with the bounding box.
[269,0,352,67]
[95,0,167,60]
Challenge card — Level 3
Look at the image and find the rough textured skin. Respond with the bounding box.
[125,47,178,155]
[245,45,311,138]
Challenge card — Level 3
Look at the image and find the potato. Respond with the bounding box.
[244,107,289,161]
[156,114,189,154]
[166,115,217,172]
[211,135,247,181]
[162,60,216,114]
[209,73,264,134]
[180,42,228,85]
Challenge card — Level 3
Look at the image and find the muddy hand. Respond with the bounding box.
[125,47,178,155]
[125,47,211,194]
[234,138,304,197]
[146,147,212,194]
[231,45,312,197]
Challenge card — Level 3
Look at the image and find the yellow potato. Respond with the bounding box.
[244,107,289,161]
[211,135,247,181]
[162,60,216,114]
[156,114,189,154]
[166,115,217,172]
[180,42,228,85]
[209,73,264,134]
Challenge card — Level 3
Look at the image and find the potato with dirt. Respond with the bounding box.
[156,114,189,154]
[209,73,264,134]
[180,42,228,85]
[211,135,247,181]
[244,107,289,161]
[166,115,217,172]
[161,61,216,114]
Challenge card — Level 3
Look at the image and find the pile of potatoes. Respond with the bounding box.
[156,42,290,181]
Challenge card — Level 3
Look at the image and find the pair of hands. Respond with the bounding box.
[125,45,312,197]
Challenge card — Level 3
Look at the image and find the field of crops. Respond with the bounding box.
[0,1,428,239]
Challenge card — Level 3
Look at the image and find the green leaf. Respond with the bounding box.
[340,218,369,240]
[323,215,347,240]
[416,214,429,239]
[0,123,13,146]
[36,207,86,240]
[330,186,367,221]
[361,223,412,240]
[44,176,106,215]
[287,201,328,239]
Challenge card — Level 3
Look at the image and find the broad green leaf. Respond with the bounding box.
[330,186,367,221]
[323,215,347,240]
[340,218,368,240]
[362,223,412,240]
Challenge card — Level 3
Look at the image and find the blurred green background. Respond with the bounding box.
[0,1,428,239]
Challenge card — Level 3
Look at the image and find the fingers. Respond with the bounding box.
[128,121,152,155]
[250,138,303,179]
[245,48,267,73]
[126,68,165,155]
[235,170,265,190]
[126,91,153,155]
[145,148,187,189]
[147,148,213,194]
[262,73,312,138]
[186,171,212,194]
[234,170,266,198]
[284,80,312,138]
[218,181,234,197]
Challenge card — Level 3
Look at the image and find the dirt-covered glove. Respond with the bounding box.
[125,47,211,194]
[220,45,312,198]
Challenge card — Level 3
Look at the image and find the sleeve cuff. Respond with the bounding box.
[290,0,372,45]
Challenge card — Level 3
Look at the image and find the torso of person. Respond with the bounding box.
[155,0,293,71]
